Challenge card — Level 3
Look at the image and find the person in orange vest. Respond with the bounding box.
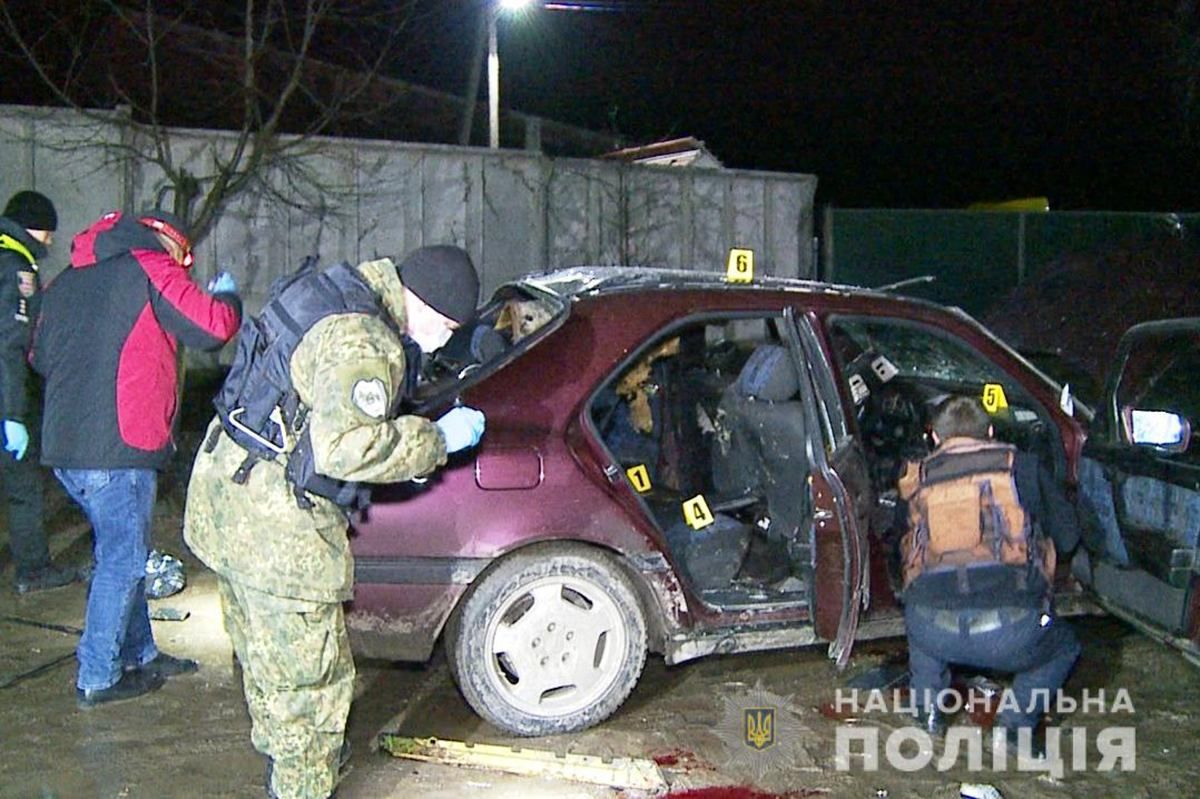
[898,395,1080,757]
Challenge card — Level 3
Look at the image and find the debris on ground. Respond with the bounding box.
[957,676,1002,729]
[145,549,186,599]
[148,607,191,621]
[378,735,668,792]
[960,783,1004,799]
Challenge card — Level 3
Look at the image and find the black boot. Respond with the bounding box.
[77,669,166,709]
[15,563,82,594]
[133,652,200,678]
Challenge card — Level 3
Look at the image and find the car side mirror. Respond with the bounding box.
[1121,406,1191,453]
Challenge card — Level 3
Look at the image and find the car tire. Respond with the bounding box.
[449,544,647,736]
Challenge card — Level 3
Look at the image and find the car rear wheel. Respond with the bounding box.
[449,544,647,736]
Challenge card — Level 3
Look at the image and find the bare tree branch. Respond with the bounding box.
[0,0,419,242]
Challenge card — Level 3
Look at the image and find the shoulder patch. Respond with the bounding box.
[17,270,37,298]
[351,378,388,419]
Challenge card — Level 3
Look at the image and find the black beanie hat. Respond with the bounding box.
[4,190,58,232]
[398,245,480,325]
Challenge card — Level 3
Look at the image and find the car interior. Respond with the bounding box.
[589,315,816,612]
[823,315,1070,598]
[415,285,566,405]
[586,310,1075,616]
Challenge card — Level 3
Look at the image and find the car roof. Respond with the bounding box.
[505,265,1078,409]
[513,265,933,307]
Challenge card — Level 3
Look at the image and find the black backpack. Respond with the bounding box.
[211,256,418,510]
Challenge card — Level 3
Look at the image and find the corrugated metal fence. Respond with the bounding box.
[0,105,818,315]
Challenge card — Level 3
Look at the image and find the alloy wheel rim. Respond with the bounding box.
[484,573,629,718]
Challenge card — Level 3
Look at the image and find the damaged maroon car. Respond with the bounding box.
[347,266,1092,736]
[1073,318,1200,668]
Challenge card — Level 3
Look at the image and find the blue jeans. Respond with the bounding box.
[55,468,160,691]
[905,602,1081,729]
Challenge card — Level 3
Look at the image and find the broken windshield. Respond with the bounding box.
[830,317,1007,386]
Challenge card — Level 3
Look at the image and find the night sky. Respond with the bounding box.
[392,1,1198,212]
[2,1,1195,212]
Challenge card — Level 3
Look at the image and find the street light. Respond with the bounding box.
[488,0,533,148]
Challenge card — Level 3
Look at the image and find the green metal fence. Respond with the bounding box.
[823,208,1197,317]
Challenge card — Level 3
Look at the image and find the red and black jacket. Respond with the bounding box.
[30,211,241,469]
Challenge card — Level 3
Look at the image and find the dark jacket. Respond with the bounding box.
[30,211,242,469]
[899,446,1080,610]
[0,216,44,422]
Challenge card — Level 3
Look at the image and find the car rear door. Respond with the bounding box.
[1078,319,1200,666]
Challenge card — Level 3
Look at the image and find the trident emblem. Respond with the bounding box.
[744,707,775,751]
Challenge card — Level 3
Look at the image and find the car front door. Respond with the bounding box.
[1078,319,1200,667]
[786,308,872,667]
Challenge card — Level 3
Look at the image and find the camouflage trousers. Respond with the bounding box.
[218,577,355,799]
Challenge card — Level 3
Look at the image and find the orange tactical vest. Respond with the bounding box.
[900,438,1055,592]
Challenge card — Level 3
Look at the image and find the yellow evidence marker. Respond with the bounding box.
[726,248,754,283]
[625,464,652,493]
[982,383,1009,414]
[682,494,715,529]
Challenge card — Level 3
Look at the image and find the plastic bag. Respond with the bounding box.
[145,549,186,599]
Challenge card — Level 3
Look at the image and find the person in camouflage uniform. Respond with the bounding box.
[184,247,486,799]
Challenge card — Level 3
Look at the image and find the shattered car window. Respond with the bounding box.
[825,315,1053,489]
[416,284,567,404]
[830,317,1009,386]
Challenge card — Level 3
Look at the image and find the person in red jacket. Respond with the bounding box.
[31,209,241,707]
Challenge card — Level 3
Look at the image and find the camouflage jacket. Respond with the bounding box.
[183,258,447,602]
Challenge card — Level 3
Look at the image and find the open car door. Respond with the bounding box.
[786,307,872,668]
[1077,318,1200,667]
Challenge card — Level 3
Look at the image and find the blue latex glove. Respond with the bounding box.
[2,419,29,461]
[206,270,237,294]
[435,406,486,454]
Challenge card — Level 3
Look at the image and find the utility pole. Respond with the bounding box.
[459,9,487,146]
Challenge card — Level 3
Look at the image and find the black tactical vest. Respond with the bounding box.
[212,257,420,510]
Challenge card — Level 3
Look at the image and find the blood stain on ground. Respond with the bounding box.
[652,748,693,767]
[665,788,826,798]
[816,700,858,721]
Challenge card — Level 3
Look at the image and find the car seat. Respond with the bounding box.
[711,344,812,544]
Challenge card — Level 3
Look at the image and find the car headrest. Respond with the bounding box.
[734,344,799,402]
[470,324,509,362]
